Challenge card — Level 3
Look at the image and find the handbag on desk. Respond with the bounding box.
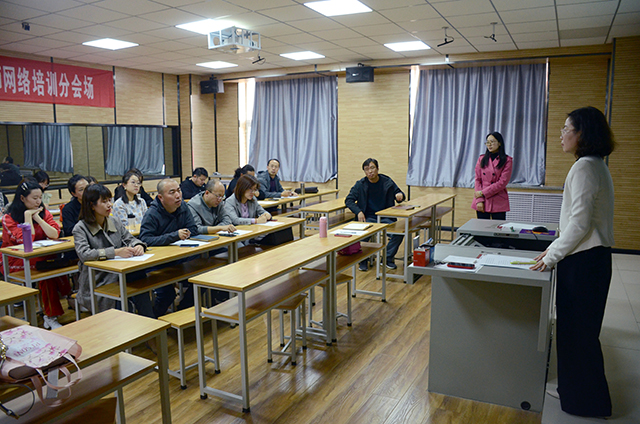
[0,326,82,407]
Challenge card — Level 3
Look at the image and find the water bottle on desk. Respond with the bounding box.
[127,214,136,233]
[319,216,328,238]
[18,223,33,252]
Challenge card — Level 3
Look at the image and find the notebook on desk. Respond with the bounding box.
[393,205,416,210]
[343,223,372,231]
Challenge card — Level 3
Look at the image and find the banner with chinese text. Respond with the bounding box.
[0,56,114,108]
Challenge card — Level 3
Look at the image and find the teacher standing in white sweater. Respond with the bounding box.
[532,106,615,418]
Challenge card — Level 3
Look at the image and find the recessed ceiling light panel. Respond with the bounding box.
[196,61,238,69]
[304,0,372,17]
[280,51,325,60]
[384,41,431,52]
[176,19,235,35]
[82,38,138,50]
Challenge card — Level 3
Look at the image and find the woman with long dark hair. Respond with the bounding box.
[112,170,148,227]
[1,180,71,329]
[532,107,615,418]
[73,184,153,317]
[471,131,513,220]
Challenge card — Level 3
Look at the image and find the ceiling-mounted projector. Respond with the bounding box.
[208,27,261,54]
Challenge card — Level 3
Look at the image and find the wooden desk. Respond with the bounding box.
[0,281,39,325]
[0,238,79,290]
[83,217,305,314]
[299,197,354,231]
[258,189,339,216]
[376,193,456,281]
[189,222,389,411]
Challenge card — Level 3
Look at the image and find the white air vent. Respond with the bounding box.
[506,192,563,223]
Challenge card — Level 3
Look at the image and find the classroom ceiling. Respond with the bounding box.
[1,0,639,76]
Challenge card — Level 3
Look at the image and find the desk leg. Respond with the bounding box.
[2,253,9,281]
[27,295,37,326]
[89,267,97,315]
[238,292,251,412]
[119,273,128,312]
[430,205,437,243]
[24,259,32,289]
[115,388,126,424]
[157,329,172,424]
[194,285,208,399]
[376,216,381,279]
[402,218,410,282]
[450,197,456,241]
[328,252,337,343]
[382,228,387,301]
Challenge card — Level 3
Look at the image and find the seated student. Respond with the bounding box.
[256,159,294,199]
[225,175,271,225]
[180,167,208,200]
[1,180,71,329]
[113,168,153,207]
[139,178,199,317]
[225,165,255,199]
[112,171,148,228]
[34,170,51,207]
[61,175,90,237]
[188,180,235,234]
[0,157,22,186]
[73,184,154,317]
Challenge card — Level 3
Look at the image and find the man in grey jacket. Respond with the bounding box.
[187,180,235,234]
[256,158,294,199]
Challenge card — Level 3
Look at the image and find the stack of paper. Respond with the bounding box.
[343,223,372,231]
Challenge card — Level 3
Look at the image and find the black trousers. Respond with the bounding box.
[476,211,506,220]
[556,246,612,417]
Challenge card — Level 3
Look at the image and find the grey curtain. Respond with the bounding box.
[105,126,164,176]
[24,124,73,173]
[248,76,337,182]
[407,64,547,187]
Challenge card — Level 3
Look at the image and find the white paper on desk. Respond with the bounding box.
[498,222,537,232]
[332,229,366,236]
[219,229,252,236]
[442,255,479,265]
[170,239,208,247]
[434,263,482,273]
[48,209,60,214]
[343,223,372,231]
[33,240,65,247]
[477,254,536,270]
[257,221,283,227]
[110,253,154,261]
[259,201,279,206]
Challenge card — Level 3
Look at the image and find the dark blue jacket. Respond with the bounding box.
[345,174,405,218]
[180,178,205,200]
[139,197,198,246]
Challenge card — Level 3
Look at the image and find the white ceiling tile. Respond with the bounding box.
[447,13,502,30]
[173,35,208,47]
[260,38,287,48]
[179,0,249,19]
[330,12,391,27]
[431,0,495,17]
[360,0,426,10]
[378,5,440,22]
[492,0,555,11]
[3,0,85,13]
[73,24,133,38]
[560,36,607,46]
[151,0,209,7]
[57,5,129,23]
[506,20,558,34]
[146,26,197,40]
[614,12,640,26]
[619,0,640,13]
[47,30,95,43]
[398,17,450,34]
[331,37,379,48]
[231,12,279,28]
[1,42,56,54]
[92,0,169,15]
[368,33,421,44]
[146,51,192,61]
[39,48,87,59]
[512,31,558,43]
[106,17,166,32]
[311,28,365,41]
[253,23,301,37]
[0,2,54,20]
[558,15,615,30]
[0,29,37,44]
[231,0,297,9]
[499,7,557,24]
[292,41,342,51]
[458,25,509,38]
[289,18,345,32]
[116,33,166,45]
[353,23,408,37]
[271,32,322,44]
[28,13,95,31]
[20,37,75,49]
[140,8,203,26]
[608,22,640,39]
[259,5,324,22]
[146,40,194,52]
[516,40,560,49]
[475,41,518,52]
[1,21,65,37]
[557,0,618,19]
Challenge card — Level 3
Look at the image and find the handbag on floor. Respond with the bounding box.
[0,325,82,407]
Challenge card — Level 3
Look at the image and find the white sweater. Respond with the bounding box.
[543,156,614,268]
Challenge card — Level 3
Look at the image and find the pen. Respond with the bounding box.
[179,244,199,247]
[510,260,537,265]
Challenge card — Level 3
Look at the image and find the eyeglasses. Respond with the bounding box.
[128,181,141,186]
[485,141,498,146]
[561,127,575,135]
[214,194,225,199]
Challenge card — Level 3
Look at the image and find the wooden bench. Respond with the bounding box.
[8,264,79,286]
[416,205,454,242]
[158,307,217,390]
[0,352,155,424]
[266,294,307,365]
[201,269,329,371]
[56,398,117,424]
[0,315,28,332]
[94,257,227,303]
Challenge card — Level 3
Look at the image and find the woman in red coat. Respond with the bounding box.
[1,180,71,329]
[471,132,513,220]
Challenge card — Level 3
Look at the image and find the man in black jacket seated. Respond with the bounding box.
[61,175,90,237]
[180,167,208,200]
[345,158,405,271]
[140,178,199,317]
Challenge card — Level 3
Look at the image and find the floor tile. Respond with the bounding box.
[602,298,640,351]
[618,270,640,286]
[613,254,640,272]
[623,283,640,323]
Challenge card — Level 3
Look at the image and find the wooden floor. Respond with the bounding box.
[55,265,541,424]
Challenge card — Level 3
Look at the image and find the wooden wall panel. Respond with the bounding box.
[164,74,179,126]
[0,101,54,123]
[545,55,609,187]
[87,126,105,180]
[69,126,89,177]
[115,67,164,125]
[179,74,192,178]
[337,72,410,198]
[609,36,640,250]
[191,75,216,173]
[215,83,239,176]
[56,104,115,124]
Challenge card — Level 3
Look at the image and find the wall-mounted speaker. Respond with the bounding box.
[346,66,374,83]
[200,79,223,94]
